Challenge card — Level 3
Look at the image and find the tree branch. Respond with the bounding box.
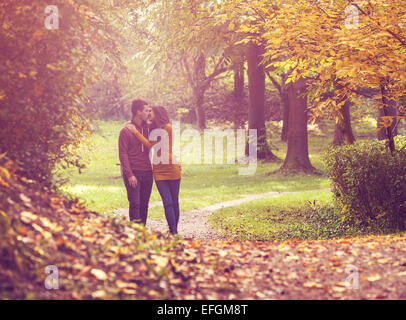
[181,53,193,86]
[265,70,282,94]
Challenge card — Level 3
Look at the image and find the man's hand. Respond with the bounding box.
[128,176,138,188]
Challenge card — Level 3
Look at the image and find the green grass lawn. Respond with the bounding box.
[209,190,356,241]
[57,116,381,224]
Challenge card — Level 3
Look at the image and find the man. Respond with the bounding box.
[118,99,153,224]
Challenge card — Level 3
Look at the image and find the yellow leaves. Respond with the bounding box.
[46,64,58,71]
[394,271,406,277]
[255,0,406,118]
[50,197,64,210]
[39,216,62,232]
[152,255,170,269]
[29,70,37,78]
[328,256,340,262]
[20,211,37,223]
[0,90,6,101]
[32,30,43,41]
[2,21,11,30]
[238,24,253,33]
[0,165,10,187]
[116,280,138,295]
[255,292,267,298]
[32,223,52,240]
[91,290,107,299]
[228,22,235,31]
[333,281,349,291]
[362,273,382,282]
[147,290,161,298]
[190,241,200,248]
[378,116,394,129]
[148,234,157,241]
[0,152,8,161]
[91,268,108,281]
[18,226,28,236]
[19,193,32,208]
[376,258,391,264]
[303,281,324,289]
[218,250,228,257]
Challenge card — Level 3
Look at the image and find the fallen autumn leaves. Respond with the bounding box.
[1,159,406,300]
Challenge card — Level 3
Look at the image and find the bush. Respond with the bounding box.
[324,140,406,231]
[0,1,117,185]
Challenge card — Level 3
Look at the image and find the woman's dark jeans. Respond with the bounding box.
[155,179,181,234]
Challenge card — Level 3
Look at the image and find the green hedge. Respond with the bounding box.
[324,140,406,231]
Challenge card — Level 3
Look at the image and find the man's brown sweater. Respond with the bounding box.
[118,121,152,178]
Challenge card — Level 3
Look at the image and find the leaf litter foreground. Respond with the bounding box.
[1,162,406,300]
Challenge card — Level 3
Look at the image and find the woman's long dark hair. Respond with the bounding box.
[151,106,170,129]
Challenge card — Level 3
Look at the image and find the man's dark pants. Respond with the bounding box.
[122,170,153,224]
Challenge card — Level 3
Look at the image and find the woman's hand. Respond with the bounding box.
[126,123,139,135]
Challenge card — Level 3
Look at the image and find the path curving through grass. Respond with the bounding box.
[115,188,331,240]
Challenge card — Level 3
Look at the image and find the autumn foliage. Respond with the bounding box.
[222,0,405,151]
[3,153,406,299]
[0,156,195,299]
[0,1,121,184]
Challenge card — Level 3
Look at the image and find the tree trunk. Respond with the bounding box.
[378,82,398,152]
[265,70,289,141]
[233,62,245,129]
[193,54,207,130]
[333,99,356,146]
[246,42,277,160]
[194,86,206,130]
[279,78,316,173]
[281,90,289,142]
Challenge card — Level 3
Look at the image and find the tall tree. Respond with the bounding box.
[279,78,316,173]
[257,0,406,147]
[266,71,289,141]
[138,0,235,130]
[232,60,246,129]
[247,42,277,160]
[181,52,229,129]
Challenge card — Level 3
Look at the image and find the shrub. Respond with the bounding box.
[324,140,406,231]
[0,1,117,185]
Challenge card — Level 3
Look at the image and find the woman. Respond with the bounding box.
[126,106,181,235]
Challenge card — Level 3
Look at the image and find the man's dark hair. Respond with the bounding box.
[131,99,148,117]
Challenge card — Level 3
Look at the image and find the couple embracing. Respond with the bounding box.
[118,99,181,235]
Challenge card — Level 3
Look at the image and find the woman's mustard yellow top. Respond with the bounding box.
[134,123,181,181]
